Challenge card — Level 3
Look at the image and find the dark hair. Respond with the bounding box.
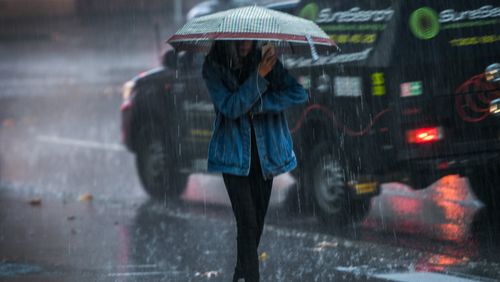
[206,40,260,85]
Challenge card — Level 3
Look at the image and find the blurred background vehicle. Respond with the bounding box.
[121,1,301,205]
[121,0,500,228]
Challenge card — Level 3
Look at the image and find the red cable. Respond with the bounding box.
[454,73,499,122]
[290,73,497,133]
[290,104,391,137]
[465,94,489,113]
[455,95,489,122]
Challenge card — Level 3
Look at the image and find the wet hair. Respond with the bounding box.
[206,40,260,85]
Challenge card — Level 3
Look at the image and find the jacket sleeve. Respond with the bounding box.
[250,69,308,114]
[202,60,269,120]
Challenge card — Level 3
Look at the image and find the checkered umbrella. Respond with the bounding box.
[167,5,338,58]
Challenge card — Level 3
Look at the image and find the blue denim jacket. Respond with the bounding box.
[202,58,308,179]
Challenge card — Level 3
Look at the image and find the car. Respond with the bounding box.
[121,0,500,226]
[285,0,500,222]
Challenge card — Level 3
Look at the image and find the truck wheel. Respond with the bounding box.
[307,142,371,227]
[468,165,500,225]
[135,131,184,201]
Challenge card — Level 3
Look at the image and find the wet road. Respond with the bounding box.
[1,16,500,282]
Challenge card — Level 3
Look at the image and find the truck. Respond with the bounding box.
[121,0,500,226]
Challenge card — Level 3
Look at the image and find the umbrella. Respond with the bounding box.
[167,5,338,60]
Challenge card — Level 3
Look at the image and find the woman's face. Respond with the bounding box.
[237,40,253,58]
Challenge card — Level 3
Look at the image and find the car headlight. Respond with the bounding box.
[122,80,135,101]
[485,63,500,83]
[490,98,500,116]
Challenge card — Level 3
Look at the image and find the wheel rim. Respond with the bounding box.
[144,140,168,188]
[313,153,346,214]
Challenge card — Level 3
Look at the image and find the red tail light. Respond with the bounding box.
[406,127,443,144]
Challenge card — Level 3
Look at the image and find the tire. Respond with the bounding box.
[468,165,500,226]
[306,142,371,227]
[135,129,185,201]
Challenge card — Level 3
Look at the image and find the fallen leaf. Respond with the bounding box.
[259,252,269,262]
[28,198,42,206]
[78,193,93,202]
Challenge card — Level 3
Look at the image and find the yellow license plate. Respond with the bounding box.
[350,182,378,195]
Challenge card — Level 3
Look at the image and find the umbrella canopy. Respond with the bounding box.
[167,5,338,58]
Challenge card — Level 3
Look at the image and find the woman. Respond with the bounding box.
[202,40,308,282]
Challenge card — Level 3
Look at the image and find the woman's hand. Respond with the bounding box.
[258,46,277,78]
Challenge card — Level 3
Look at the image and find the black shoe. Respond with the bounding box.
[232,267,244,282]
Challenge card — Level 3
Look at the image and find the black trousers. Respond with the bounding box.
[222,124,273,282]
